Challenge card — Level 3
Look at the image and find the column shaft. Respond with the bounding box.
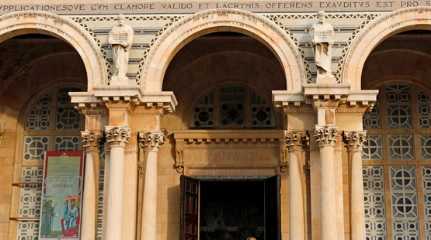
[104,126,130,240]
[80,131,100,240]
[289,150,305,240]
[285,132,307,240]
[141,150,158,240]
[344,131,366,240]
[315,126,338,240]
[139,131,164,240]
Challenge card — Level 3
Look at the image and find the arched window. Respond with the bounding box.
[15,86,83,239]
[192,84,275,129]
[362,83,431,240]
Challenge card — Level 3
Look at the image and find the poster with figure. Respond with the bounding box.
[39,151,83,240]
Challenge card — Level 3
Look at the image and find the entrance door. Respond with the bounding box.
[180,176,280,240]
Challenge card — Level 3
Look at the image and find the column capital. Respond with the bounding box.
[314,126,337,146]
[81,130,102,151]
[284,131,309,151]
[343,131,366,151]
[138,131,165,151]
[105,125,130,146]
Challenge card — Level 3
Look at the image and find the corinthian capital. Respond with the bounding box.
[343,131,366,150]
[105,126,130,146]
[314,126,337,146]
[81,130,101,150]
[138,131,165,151]
[284,131,309,151]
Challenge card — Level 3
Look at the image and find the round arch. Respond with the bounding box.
[139,8,305,93]
[342,7,431,91]
[0,11,108,91]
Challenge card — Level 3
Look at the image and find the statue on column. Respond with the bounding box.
[108,15,134,86]
[311,11,336,84]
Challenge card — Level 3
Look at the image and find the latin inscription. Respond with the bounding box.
[1,1,431,14]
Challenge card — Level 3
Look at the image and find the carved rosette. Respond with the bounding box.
[80,130,101,151]
[138,131,165,152]
[343,131,367,151]
[314,126,337,146]
[105,126,131,146]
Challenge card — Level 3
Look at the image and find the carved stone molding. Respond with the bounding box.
[343,131,367,150]
[105,126,130,146]
[314,126,337,146]
[138,131,165,151]
[81,130,102,150]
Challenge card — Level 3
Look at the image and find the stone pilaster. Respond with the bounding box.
[314,126,338,240]
[138,131,164,240]
[80,130,102,240]
[343,131,367,240]
[104,125,130,240]
[284,131,308,240]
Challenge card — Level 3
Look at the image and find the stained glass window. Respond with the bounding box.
[192,85,275,128]
[363,83,431,240]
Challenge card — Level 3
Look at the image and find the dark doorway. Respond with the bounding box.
[180,176,280,240]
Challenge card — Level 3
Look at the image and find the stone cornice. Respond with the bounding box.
[314,126,338,146]
[70,88,177,113]
[105,126,130,146]
[138,131,165,151]
[343,131,367,150]
[81,130,102,150]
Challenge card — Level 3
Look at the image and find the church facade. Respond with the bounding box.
[0,1,431,240]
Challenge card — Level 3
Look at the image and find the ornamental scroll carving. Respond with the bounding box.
[138,131,165,151]
[343,131,366,150]
[80,130,101,150]
[314,126,337,146]
[105,126,130,145]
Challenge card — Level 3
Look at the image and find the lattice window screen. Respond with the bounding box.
[362,83,431,240]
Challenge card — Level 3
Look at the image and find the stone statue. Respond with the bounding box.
[311,11,336,84]
[108,15,134,85]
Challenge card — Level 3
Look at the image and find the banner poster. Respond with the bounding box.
[39,151,84,240]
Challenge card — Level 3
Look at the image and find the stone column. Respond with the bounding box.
[80,130,101,240]
[139,131,165,240]
[314,126,338,240]
[343,131,366,240]
[285,131,308,240]
[104,126,130,240]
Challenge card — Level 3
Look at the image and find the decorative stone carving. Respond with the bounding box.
[109,15,134,85]
[81,130,101,150]
[311,11,336,84]
[343,131,367,150]
[282,131,309,172]
[138,131,165,151]
[314,126,337,146]
[105,126,130,145]
[284,131,309,151]
[175,148,185,174]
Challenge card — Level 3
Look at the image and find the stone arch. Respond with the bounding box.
[0,11,108,91]
[139,8,305,93]
[342,7,431,91]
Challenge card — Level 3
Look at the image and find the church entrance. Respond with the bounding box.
[180,176,280,240]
